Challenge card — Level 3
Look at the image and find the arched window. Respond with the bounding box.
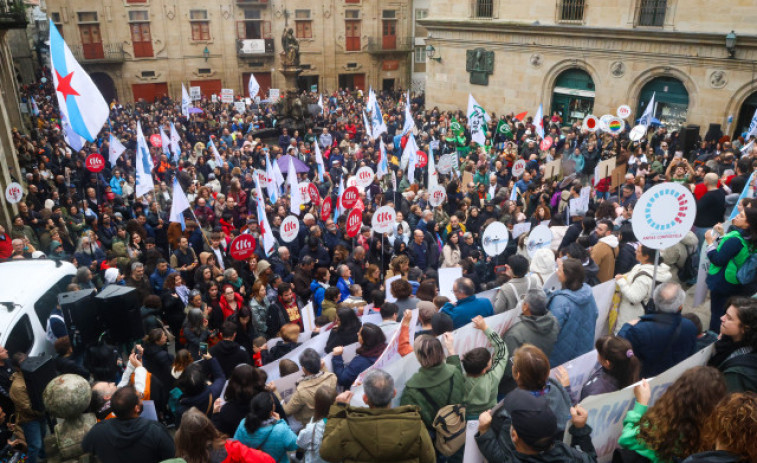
[735,90,757,138]
[551,68,594,126]
[637,76,688,131]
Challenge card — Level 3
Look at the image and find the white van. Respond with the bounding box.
[0,259,76,356]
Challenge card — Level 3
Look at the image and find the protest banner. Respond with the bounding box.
[592,280,616,337]
[462,420,485,463]
[354,309,419,386]
[544,160,561,179]
[549,350,599,404]
[385,275,401,302]
[593,157,616,186]
[323,342,359,373]
[273,370,304,404]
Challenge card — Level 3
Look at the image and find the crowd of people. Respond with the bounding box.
[0,65,756,463]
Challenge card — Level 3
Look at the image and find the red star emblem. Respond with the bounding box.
[259,220,266,236]
[55,70,80,100]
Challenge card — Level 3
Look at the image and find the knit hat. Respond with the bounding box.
[255,260,271,279]
[503,389,557,451]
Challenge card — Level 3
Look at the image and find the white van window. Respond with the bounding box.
[34,277,71,328]
[6,314,34,355]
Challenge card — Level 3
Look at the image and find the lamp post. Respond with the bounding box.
[725,31,737,59]
[425,44,441,62]
[203,46,210,61]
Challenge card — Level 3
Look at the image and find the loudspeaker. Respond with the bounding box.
[95,286,144,343]
[58,289,102,345]
[705,123,723,143]
[20,354,57,412]
[679,124,700,159]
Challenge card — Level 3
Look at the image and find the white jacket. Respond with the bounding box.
[613,262,672,334]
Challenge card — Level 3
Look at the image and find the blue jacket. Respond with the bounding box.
[440,295,495,330]
[332,353,379,389]
[336,277,353,303]
[234,419,298,463]
[618,312,697,378]
[175,358,226,425]
[548,284,599,366]
[310,280,327,316]
[150,268,176,294]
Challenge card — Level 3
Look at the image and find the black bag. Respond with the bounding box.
[677,247,699,283]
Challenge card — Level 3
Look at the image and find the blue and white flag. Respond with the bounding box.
[135,121,155,198]
[181,84,191,118]
[160,127,171,158]
[404,133,419,185]
[428,143,437,190]
[367,88,377,115]
[264,151,278,204]
[745,107,757,140]
[363,111,373,139]
[50,20,108,142]
[108,133,126,168]
[638,92,656,127]
[534,103,545,140]
[401,92,415,136]
[272,156,285,187]
[169,122,181,162]
[208,138,223,167]
[377,139,389,178]
[169,177,190,230]
[248,73,260,99]
[314,142,325,182]
[317,94,324,113]
[255,179,276,257]
[335,178,344,222]
[730,170,757,220]
[60,110,85,152]
[31,97,39,116]
[288,157,303,215]
[371,100,387,138]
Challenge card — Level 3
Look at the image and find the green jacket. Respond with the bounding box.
[618,401,662,463]
[320,404,435,463]
[463,328,508,418]
[708,230,752,285]
[400,358,465,428]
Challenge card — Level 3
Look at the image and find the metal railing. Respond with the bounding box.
[0,0,27,30]
[635,0,667,27]
[475,0,493,18]
[557,0,586,23]
[365,36,413,53]
[70,43,125,63]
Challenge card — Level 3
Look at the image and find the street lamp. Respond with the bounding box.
[726,31,737,58]
[203,47,210,61]
[425,44,441,62]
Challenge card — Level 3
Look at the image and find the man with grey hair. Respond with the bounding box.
[320,369,435,463]
[125,261,153,303]
[500,288,559,394]
[618,282,697,377]
[440,277,495,329]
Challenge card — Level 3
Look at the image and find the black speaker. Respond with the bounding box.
[20,354,57,412]
[58,289,102,345]
[705,123,723,143]
[95,286,144,343]
[679,124,700,159]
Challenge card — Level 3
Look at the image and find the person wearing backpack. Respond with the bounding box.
[613,245,672,334]
[400,333,466,461]
[661,230,699,285]
[494,255,543,314]
[705,207,757,331]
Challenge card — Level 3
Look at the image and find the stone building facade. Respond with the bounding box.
[421,0,757,138]
[44,0,415,104]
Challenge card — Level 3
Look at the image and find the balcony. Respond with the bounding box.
[0,0,27,30]
[70,43,125,64]
[236,0,268,5]
[366,36,413,55]
[237,38,275,58]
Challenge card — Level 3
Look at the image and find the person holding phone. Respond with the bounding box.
[182,308,210,360]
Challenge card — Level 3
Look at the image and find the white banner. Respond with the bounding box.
[189,86,201,101]
[221,88,234,104]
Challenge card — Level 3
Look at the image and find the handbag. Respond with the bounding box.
[417,376,466,457]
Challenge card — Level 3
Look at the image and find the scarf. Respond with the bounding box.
[358,342,388,359]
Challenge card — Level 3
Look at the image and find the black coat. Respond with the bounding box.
[209,340,252,378]
[141,343,175,393]
[82,417,175,463]
[324,326,359,354]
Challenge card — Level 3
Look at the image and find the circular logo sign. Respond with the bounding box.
[256,169,267,186]
[632,182,697,250]
[429,185,447,207]
[629,124,647,142]
[346,176,358,188]
[371,205,396,234]
[599,114,614,133]
[298,182,311,204]
[512,159,527,178]
[86,153,105,173]
[583,115,599,133]
[321,197,333,222]
[540,136,553,151]
[617,105,632,119]
[341,186,359,209]
[482,222,509,257]
[280,215,300,243]
[526,224,553,258]
[607,117,624,135]
[415,151,428,168]
[149,134,162,147]
[229,234,257,261]
[5,182,23,204]
[346,209,363,238]
[308,183,321,205]
[356,166,375,189]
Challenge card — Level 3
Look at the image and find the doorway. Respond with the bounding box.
[382,79,395,92]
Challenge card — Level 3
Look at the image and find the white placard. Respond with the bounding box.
[372,205,396,234]
[361,312,383,325]
[583,114,599,133]
[617,105,632,119]
[607,117,624,134]
[526,224,552,257]
[346,176,358,188]
[211,94,218,103]
[599,114,613,132]
[356,166,374,188]
[439,267,463,302]
[189,86,201,101]
[463,420,486,463]
[481,222,509,257]
[631,182,696,250]
[512,159,526,178]
[233,101,246,114]
[429,185,447,207]
[300,302,315,333]
[630,124,647,142]
[269,88,280,101]
[5,182,23,204]
[385,275,401,303]
[511,222,532,239]
[437,153,456,174]
[280,215,300,243]
[221,88,234,104]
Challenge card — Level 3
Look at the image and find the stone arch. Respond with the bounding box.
[541,59,601,115]
[90,71,118,104]
[724,79,757,135]
[627,67,698,123]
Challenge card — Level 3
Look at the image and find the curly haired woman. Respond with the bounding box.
[617,366,727,463]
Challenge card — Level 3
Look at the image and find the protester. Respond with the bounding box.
[331,323,387,389]
[296,386,337,463]
[233,393,298,463]
[440,277,495,329]
[707,297,757,392]
[613,245,672,334]
[281,348,337,425]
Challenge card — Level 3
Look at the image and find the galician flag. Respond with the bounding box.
[135,121,155,198]
[50,20,108,142]
[287,157,304,215]
[404,133,419,185]
[169,122,181,162]
[272,156,285,187]
[108,133,126,168]
[428,143,438,190]
[745,107,757,140]
[255,179,276,257]
[363,111,373,139]
[317,94,324,113]
[181,84,191,118]
[160,127,171,158]
[367,88,377,115]
[31,97,39,116]
[467,94,490,146]
[335,178,344,222]
[534,104,545,140]
[377,138,389,178]
[371,100,387,138]
[60,111,85,151]
[638,92,656,127]
[169,177,190,230]
[730,170,757,220]
[264,151,278,204]
[401,92,415,136]
[314,142,325,182]
[208,138,223,167]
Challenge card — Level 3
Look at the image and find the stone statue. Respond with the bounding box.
[43,374,96,462]
[281,28,300,67]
